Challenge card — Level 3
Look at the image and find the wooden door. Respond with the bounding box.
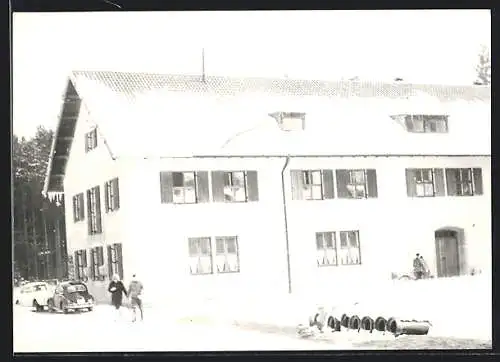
[435,230,460,277]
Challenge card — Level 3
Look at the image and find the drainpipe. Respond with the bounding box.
[281,156,292,294]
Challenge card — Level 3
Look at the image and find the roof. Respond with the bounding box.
[43,71,491,193]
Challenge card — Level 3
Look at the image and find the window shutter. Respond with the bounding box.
[116,244,124,280]
[89,249,95,280]
[113,178,120,209]
[159,172,174,203]
[104,182,109,213]
[107,245,113,278]
[95,186,102,233]
[72,196,77,222]
[211,171,226,202]
[75,251,80,279]
[321,170,335,199]
[246,171,260,201]
[79,194,85,220]
[196,171,210,203]
[405,169,417,197]
[97,246,104,265]
[86,190,92,235]
[335,170,350,198]
[82,249,87,267]
[290,170,304,200]
[445,169,458,196]
[433,168,446,196]
[473,168,483,195]
[366,169,378,198]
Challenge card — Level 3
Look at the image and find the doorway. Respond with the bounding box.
[434,229,461,277]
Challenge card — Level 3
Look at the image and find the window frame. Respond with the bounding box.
[90,246,105,281]
[215,236,240,274]
[85,128,98,153]
[223,171,248,203]
[172,171,198,204]
[74,249,88,281]
[188,236,241,276]
[107,243,123,280]
[338,231,362,266]
[414,168,435,197]
[73,193,85,222]
[87,186,102,235]
[315,232,338,267]
[188,237,214,275]
[405,115,449,133]
[105,178,120,212]
[447,168,477,196]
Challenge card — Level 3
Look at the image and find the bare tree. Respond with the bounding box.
[475,45,491,85]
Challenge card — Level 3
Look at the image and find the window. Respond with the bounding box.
[336,169,378,199]
[74,249,88,281]
[269,112,306,131]
[85,128,98,152]
[446,168,483,196]
[104,178,120,212]
[90,246,105,281]
[188,237,213,275]
[290,169,334,200]
[188,236,241,275]
[211,171,259,203]
[338,231,361,265]
[215,236,240,273]
[86,186,102,234]
[316,232,338,267]
[72,193,85,222]
[107,243,123,280]
[404,115,448,133]
[160,171,210,204]
[406,168,445,197]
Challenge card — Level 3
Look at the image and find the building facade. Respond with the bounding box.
[44,71,491,303]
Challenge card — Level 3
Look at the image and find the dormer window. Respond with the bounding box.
[269,112,306,131]
[85,128,98,152]
[403,115,448,133]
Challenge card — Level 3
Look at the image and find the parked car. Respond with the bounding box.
[15,281,54,312]
[47,281,95,314]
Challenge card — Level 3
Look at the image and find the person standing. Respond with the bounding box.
[413,253,424,280]
[420,255,430,278]
[108,273,128,321]
[128,274,144,322]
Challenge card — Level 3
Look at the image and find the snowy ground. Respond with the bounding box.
[13,305,338,353]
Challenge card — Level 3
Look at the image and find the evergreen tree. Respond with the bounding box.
[475,45,491,86]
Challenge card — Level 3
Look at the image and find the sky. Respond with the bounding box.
[12,10,491,138]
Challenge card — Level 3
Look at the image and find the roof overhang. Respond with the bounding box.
[43,77,81,195]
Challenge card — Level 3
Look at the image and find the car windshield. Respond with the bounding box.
[33,285,46,291]
[66,284,87,293]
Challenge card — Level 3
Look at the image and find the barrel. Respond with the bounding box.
[386,318,431,336]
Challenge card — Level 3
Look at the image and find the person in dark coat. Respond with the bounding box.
[413,253,424,280]
[108,273,127,321]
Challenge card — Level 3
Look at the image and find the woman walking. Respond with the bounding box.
[108,273,128,321]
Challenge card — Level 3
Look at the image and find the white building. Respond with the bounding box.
[43,71,491,303]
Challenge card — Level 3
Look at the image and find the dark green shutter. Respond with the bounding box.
[95,186,102,233]
[211,171,226,202]
[473,168,483,195]
[405,169,417,197]
[89,248,95,280]
[116,244,124,280]
[72,196,77,222]
[366,169,378,198]
[159,172,174,203]
[86,190,92,235]
[445,169,458,196]
[75,251,80,279]
[321,170,335,199]
[107,245,113,279]
[335,170,350,198]
[79,194,85,220]
[113,178,120,210]
[433,169,445,196]
[104,182,109,213]
[82,249,87,268]
[196,172,210,203]
[246,171,259,201]
[290,170,304,200]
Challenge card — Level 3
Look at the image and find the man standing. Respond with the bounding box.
[128,274,144,322]
[420,255,430,278]
[413,253,424,280]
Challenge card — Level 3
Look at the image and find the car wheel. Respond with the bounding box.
[47,299,54,312]
[61,302,68,314]
[15,300,19,305]
[33,300,42,312]
[88,307,93,312]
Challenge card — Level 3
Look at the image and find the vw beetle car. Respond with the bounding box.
[48,281,95,313]
[15,281,53,312]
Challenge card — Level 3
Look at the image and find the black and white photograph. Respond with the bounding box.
[12,9,491,352]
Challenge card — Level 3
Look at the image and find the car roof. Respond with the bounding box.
[60,281,86,287]
[23,282,48,287]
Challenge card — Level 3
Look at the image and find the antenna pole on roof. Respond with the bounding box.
[202,48,206,83]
